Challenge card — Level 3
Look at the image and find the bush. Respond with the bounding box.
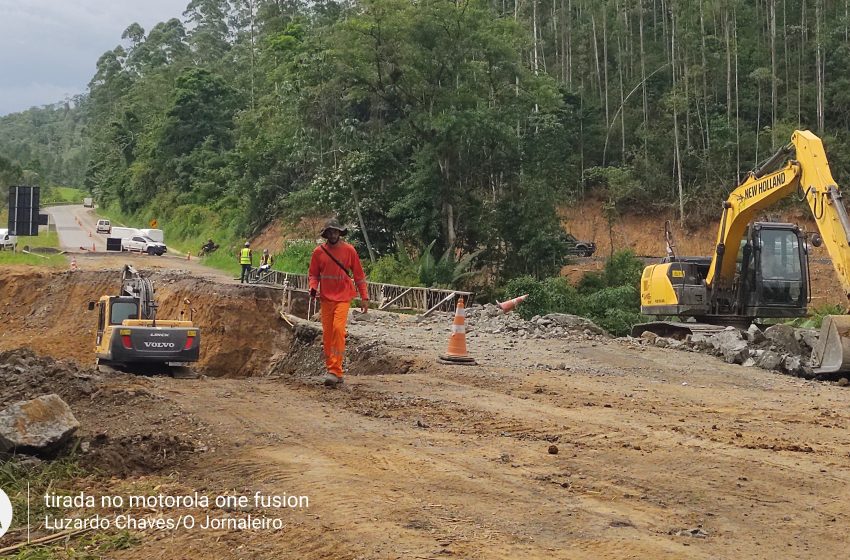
[604,249,644,288]
[595,308,643,337]
[583,285,639,318]
[369,254,421,286]
[503,275,547,320]
[542,276,584,315]
[500,250,645,333]
[577,271,607,294]
[789,303,845,328]
[273,241,314,274]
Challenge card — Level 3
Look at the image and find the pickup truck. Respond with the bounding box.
[565,233,596,257]
[122,235,167,256]
[0,228,17,251]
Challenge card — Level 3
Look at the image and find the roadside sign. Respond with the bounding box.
[150,219,158,228]
[7,185,47,236]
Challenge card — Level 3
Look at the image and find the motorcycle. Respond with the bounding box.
[199,242,219,257]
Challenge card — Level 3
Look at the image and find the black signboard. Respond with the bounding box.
[7,185,46,236]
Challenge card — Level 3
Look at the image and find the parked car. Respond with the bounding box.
[565,233,596,257]
[0,228,17,251]
[122,235,167,256]
[96,219,111,234]
[139,228,164,243]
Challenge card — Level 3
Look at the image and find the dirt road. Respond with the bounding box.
[2,267,849,559]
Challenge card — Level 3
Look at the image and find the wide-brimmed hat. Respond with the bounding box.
[320,218,348,238]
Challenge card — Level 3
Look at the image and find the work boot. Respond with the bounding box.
[322,373,342,387]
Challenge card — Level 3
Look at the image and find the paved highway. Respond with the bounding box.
[45,204,107,252]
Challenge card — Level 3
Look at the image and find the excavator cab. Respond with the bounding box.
[737,223,808,316]
[642,222,808,321]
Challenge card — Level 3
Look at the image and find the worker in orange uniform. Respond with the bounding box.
[308,219,369,387]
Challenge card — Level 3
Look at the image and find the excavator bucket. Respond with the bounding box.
[811,315,850,374]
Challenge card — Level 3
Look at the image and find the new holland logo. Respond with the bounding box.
[0,488,12,539]
[143,342,176,348]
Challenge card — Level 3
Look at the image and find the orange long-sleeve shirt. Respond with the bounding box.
[308,241,369,302]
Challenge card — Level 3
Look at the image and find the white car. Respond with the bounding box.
[96,219,111,234]
[0,228,17,251]
[122,235,167,256]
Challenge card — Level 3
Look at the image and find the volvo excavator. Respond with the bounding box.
[637,130,850,374]
[89,265,200,375]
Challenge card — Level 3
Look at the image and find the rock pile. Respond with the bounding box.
[418,304,609,341]
[0,348,102,408]
[625,323,821,378]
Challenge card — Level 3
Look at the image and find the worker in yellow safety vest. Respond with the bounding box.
[239,241,253,283]
[259,249,274,272]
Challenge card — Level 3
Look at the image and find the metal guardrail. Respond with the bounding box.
[249,270,473,314]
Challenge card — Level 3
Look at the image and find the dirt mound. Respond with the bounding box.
[0,267,293,377]
[84,433,195,477]
[0,348,101,407]
[0,348,207,477]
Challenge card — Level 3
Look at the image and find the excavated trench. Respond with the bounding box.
[0,267,410,379]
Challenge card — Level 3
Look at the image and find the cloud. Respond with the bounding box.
[0,0,186,115]
[0,82,81,114]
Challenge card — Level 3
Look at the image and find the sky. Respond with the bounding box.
[0,0,187,116]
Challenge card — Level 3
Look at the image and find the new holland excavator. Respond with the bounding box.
[89,265,200,375]
[637,129,850,374]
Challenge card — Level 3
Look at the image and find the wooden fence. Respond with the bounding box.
[250,270,473,314]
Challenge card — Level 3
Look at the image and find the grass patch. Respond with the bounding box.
[196,246,243,276]
[0,251,66,267]
[6,530,140,560]
[41,186,86,205]
[0,456,87,539]
[0,458,141,559]
[271,241,313,275]
[18,231,60,250]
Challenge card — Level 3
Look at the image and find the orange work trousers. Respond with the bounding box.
[320,299,350,378]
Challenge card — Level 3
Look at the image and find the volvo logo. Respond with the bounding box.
[143,342,176,348]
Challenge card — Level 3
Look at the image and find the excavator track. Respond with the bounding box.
[95,359,198,378]
[631,321,729,340]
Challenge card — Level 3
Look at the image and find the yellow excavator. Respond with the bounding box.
[637,130,850,374]
[89,265,200,374]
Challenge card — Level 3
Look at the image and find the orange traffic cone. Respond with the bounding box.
[89,231,92,238]
[187,251,191,261]
[498,294,528,313]
[91,242,95,252]
[438,298,477,365]
[70,257,77,272]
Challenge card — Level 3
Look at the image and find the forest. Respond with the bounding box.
[3,0,850,283]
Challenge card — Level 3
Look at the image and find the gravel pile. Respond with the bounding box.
[415,304,609,341]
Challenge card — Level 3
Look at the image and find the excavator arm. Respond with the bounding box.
[707,130,850,303]
[796,131,850,301]
[120,264,156,320]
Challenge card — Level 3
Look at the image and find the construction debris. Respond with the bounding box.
[624,322,825,378]
[420,304,609,341]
